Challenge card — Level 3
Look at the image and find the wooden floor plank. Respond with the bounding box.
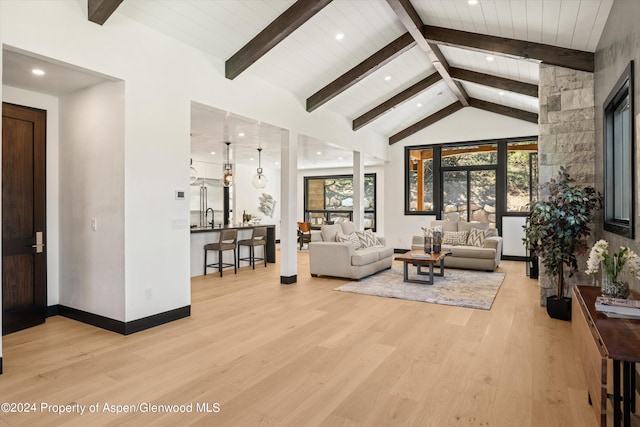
[0,253,598,426]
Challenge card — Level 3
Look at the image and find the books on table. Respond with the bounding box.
[595,296,640,319]
[411,253,431,259]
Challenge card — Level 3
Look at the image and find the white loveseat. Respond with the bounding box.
[309,221,393,280]
[411,220,503,271]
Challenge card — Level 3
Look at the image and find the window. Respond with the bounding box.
[407,148,434,212]
[604,61,635,238]
[405,137,538,230]
[304,174,377,230]
[506,141,538,212]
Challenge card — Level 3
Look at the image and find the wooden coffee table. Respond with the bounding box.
[394,251,451,285]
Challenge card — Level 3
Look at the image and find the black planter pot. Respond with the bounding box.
[546,296,571,321]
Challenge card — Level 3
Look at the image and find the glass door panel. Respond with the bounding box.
[470,170,496,226]
[442,171,468,221]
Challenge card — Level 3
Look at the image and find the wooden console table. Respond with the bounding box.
[573,285,639,427]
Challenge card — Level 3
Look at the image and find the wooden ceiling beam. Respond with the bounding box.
[389,101,464,145]
[352,72,442,130]
[225,0,333,80]
[88,0,123,25]
[385,0,469,106]
[306,32,415,112]
[449,67,538,98]
[423,25,594,73]
[469,98,538,124]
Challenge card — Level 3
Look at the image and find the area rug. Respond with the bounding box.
[335,263,505,310]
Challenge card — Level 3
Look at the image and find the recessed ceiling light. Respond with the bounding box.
[437,92,443,97]
[384,75,392,81]
[249,157,254,161]
[468,0,478,5]
[316,151,322,155]
[498,91,505,96]
[238,132,245,137]
[32,69,45,76]
[338,156,343,160]
[275,161,279,165]
[486,55,494,62]
[210,151,216,155]
[417,103,423,108]
[335,33,344,41]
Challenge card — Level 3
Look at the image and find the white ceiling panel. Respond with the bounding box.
[440,44,539,84]
[324,46,436,118]
[365,80,458,136]
[248,0,406,98]
[462,81,539,113]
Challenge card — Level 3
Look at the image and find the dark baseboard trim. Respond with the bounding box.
[501,256,529,262]
[125,306,190,335]
[0,357,3,375]
[50,305,190,335]
[46,304,60,317]
[280,275,297,285]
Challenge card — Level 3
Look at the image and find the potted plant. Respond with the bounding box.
[523,166,602,320]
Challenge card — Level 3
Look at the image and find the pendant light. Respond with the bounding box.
[252,142,267,188]
[222,141,233,187]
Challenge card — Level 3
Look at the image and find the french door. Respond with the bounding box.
[442,168,497,225]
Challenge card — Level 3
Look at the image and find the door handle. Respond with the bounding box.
[32,231,45,253]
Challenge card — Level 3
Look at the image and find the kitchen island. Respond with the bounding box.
[190,224,276,277]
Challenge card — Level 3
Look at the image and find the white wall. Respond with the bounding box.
[384,107,538,250]
[59,81,125,320]
[0,0,389,326]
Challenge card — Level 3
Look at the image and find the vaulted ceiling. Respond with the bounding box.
[111,0,612,142]
[80,0,614,168]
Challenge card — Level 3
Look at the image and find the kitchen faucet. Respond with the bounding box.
[205,208,215,228]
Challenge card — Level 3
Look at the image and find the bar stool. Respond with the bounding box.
[204,228,237,277]
[237,227,267,269]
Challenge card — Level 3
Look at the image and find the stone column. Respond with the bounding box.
[538,64,596,305]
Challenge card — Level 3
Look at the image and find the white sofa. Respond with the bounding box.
[309,221,393,280]
[411,220,503,271]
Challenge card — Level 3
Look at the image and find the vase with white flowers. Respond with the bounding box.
[585,240,640,299]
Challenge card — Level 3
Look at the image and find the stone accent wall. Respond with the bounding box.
[538,64,596,305]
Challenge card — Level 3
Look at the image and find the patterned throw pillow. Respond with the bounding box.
[442,230,468,246]
[336,231,362,249]
[356,229,382,248]
[467,228,487,247]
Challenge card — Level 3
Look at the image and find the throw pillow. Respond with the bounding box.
[356,229,382,248]
[442,230,468,246]
[467,228,487,247]
[336,231,362,249]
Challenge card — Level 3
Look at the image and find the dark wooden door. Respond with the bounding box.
[2,103,47,335]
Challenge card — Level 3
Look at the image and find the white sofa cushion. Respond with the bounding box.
[443,230,468,245]
[321,224,342,242]
[467,228,487,247]
[336,231,362,249]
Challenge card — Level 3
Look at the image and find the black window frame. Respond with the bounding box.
[603,61,635,239]
[303,173,377,231]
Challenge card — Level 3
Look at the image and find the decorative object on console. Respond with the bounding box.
[523,166,602,320]
[585,240,640,299]
[222,141,233,187]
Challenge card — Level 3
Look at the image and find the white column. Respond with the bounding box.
[279,129,297,284]
[353,151,365,229]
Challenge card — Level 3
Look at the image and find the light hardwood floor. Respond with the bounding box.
[1,251,599,426]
